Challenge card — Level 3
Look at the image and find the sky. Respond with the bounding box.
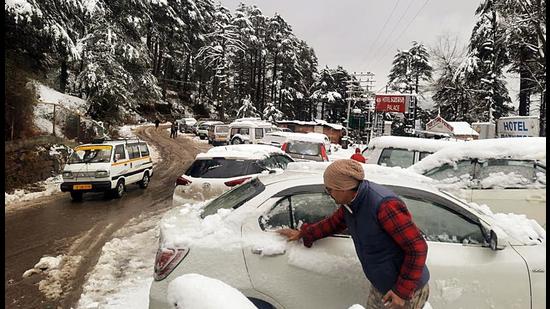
[217,0,484,92]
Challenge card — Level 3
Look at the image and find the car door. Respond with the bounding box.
[126,143,142,184]
[470,159,546,228]
[390,186,531,309]
[111,144,131,187]
[242,188,368,309]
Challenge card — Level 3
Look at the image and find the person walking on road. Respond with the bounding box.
[170,122,177,139]
[155,119,160,130]
[277,159,430,309]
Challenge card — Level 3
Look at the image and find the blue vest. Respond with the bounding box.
[344,180,430,294]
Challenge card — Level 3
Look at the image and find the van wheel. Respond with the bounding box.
[139,173,150,189]
[232,137,242,145]
[113,180,125,198]
[70,191,83,202]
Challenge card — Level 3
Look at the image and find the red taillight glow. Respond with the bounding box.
[224,177,252,187]
[154,248,189,281]
[175,176,192,186]
[320,145,329,161]
[281,143,288,152]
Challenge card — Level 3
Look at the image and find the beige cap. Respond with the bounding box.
[323,159,365,190]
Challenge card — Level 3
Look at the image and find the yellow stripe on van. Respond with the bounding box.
[111,156,151,166]
[75,145,113,151]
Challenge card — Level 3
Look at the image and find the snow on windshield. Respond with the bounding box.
[410,137,546,174]
[196,144,283,160]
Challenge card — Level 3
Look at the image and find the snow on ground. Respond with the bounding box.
[76,211,163,309]
[5,174,63,207]
[167,274,256,309]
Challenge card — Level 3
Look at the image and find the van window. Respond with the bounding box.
[138,143,150,157]
[231,128,250,136]
[127,144,141,159]
[255,128,264,139]
[114,145,126,161]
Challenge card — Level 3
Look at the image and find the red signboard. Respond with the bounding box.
[374,95,410,113]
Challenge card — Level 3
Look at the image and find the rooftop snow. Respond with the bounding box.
[368,136,461,153]
[196,144,283,160]
[448,122,479,136]
[276,119,345,130]
[409,137,546,174]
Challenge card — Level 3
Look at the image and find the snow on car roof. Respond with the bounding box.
[265,132,326,143]
[409,137,546,174]
[196,144,284,160]
[229,120,274,127]
[368,136,460,152]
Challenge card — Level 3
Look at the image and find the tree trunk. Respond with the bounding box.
[518,68,531,116]
[540,91,546,136]
[271,52,278,102]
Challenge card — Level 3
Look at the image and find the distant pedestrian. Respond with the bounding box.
[350,147,366,163]
[155,119,160,130]
[170,122,178,139]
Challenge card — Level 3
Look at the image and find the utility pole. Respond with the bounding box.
[345,72,376,142]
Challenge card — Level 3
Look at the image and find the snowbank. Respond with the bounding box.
[5,174,63,207]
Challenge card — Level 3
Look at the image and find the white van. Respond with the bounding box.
[60,139,154,201]
[228,120,280,144]
[362,136,459,168]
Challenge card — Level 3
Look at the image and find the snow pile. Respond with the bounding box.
[166,274,256,309]
[23,254,83,299]
[196,144,283,160]
[410,137,546,174]
[5,174,63,207]
[76,212,163,309]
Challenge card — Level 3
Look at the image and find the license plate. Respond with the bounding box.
[73,184,92,190]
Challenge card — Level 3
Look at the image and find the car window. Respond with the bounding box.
[138,143,149,157]
[261,192,338,230]
[274,155,293,168]
[476,159,542,188]
[185,159,260,178]
[378,148,415,168]
[419,151,432,161]
[114,145,126,161]
[127,143,141,159]
[399,195,484,244]
[261,156,279,169]
[424,160,474,182]
[255,128,264,139]
[201,178,265,218]
[287,142,320,156]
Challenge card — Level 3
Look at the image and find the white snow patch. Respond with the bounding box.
[5,175,63,207]
[24,254,83,299]
[166,274,256,309]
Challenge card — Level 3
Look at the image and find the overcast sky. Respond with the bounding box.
[218,0,486,92]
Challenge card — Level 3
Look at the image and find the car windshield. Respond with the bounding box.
[201,177,265,218]
[185,159,264,178]
[287,142,320,156]
[69,147,112,164]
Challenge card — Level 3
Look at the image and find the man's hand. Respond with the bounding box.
[382,290,405,309]
[276,228,301,241]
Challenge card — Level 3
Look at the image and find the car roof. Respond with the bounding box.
[196,144,285,160]
[409,137,546,174]
[77,139,145,147]
[367,136,460,153]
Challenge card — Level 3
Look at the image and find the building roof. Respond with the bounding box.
[448,122,480,136]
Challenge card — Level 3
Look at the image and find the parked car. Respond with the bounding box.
[172,144,294,204]
[362,136,459,168]
[178,117,197,133]
[198,121,224,140]
[409,137,546,227]
[229,120,280,145]
[208,124,230,146]
[149,164,546,309]
[281,140,329,162]
[61,139,153,201]
[191,121,205,135]
[305,132,332,153]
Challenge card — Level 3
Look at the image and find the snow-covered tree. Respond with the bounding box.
[236,95,259,118]
[262,102,283,122]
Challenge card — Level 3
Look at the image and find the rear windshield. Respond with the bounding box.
[201,178,265,218]
[215,126,229,133]
[185,159,263,178]
[287,142,320,156]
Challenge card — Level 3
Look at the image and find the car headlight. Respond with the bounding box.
[95,170,109,178]
[62,171,74,179]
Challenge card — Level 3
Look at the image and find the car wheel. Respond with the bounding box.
[113,180,125,198]
[70,191,83,202]
[200,136,206,140]
[139,172,150,189]
[232,137,242,145]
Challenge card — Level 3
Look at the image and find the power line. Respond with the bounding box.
[361,0,401,66]
[370,0,431,73]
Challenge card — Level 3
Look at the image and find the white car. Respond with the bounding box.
[172,144,294,204]
[409,137,546,227]
[362,136,459,167]
[150,164,545,309]
[305,132,332,153]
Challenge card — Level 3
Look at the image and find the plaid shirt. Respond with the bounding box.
[300,198,428,300]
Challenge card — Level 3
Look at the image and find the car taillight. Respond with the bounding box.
[320,145,329,161]
[281,143,288,152]
[224,177,252,187]
[175,176,192,186]
[154,248,189,281]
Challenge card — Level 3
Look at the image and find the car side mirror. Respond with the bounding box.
[489,230,506,250]
[480,222,506,250]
